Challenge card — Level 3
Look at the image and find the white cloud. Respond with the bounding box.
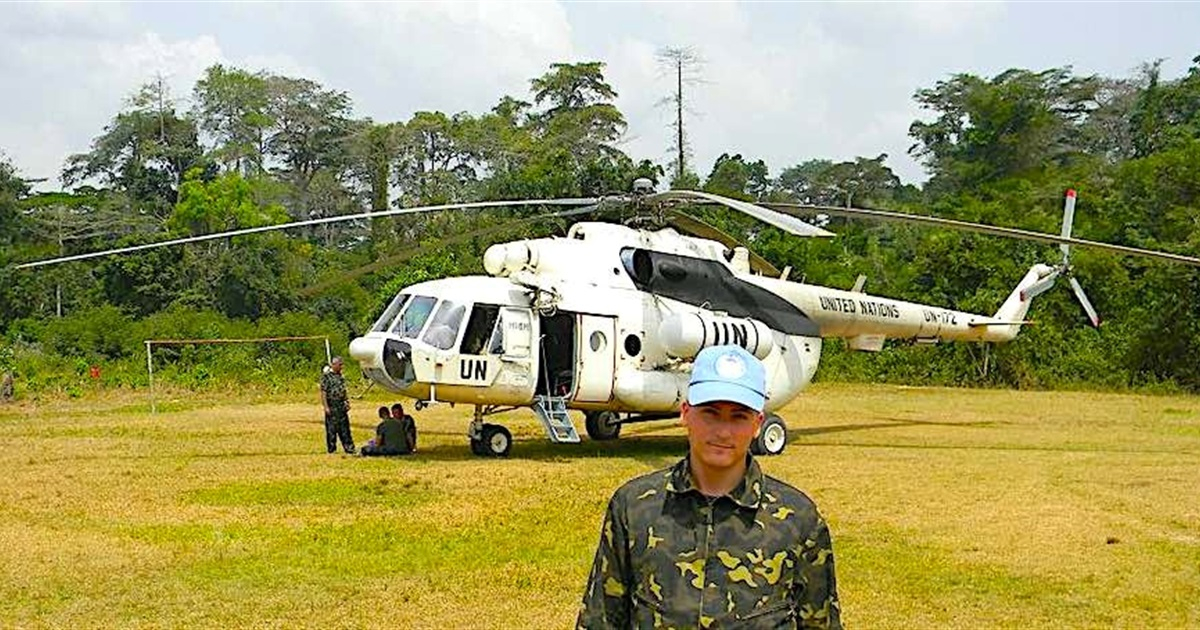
[0,5,225,185]
[1,2,131,39]
[292,2,576,119]
[591,3,898,181]
[860,1,1006,36]
[3,0,1199,193]
[95,32,223,106]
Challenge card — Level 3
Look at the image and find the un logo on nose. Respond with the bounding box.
[715,353,746,379]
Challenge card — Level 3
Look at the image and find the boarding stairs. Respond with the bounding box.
[532,395,581,443]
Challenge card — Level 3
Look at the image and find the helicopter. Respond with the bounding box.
[16,183,1200,457]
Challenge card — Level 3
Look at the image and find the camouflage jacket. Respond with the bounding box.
[577,456,840,629]
[319,370,349,410]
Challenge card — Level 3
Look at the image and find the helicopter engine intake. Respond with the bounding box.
[483,242,537,277]
[658,313,774,360]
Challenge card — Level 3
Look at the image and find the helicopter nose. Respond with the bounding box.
[349,336,383,368]
[381,338,415,385]
[350,335,416,390]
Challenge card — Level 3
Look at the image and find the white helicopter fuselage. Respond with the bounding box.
[349,221,1053,419]
[350,274,817,414]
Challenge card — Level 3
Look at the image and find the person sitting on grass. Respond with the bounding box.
[361,406,410,456]
[391,403,417,453]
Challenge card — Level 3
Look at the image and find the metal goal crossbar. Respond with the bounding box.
[144,336,332,413]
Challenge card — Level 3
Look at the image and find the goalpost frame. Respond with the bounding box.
[144,335,332,413]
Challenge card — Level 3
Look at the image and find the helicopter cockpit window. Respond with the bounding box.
[392,295,437,338]
[422,300,467,350]
[460,304,502,355]
[487,321,503,354]
[370,293,410,333]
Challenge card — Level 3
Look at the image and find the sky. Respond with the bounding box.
[2,2,1198,191]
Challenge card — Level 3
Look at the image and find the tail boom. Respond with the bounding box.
[743,264,1057,348]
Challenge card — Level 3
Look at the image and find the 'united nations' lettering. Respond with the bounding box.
[459,358,488,381]
[819,295,900,318]
[858,299,900,318]
[819,296,856,313]
[922,309,958,325]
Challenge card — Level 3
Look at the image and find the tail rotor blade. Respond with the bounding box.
[1060,189,1077,266]
[1068,276,1101,327]
[1021,268,1061,301]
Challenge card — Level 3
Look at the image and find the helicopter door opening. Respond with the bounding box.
[537,312,576,398]
[573,315,616,403]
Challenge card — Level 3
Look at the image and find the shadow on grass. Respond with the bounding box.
[406,416,999,462]
[791,416,999,438]
[411,434,690,463]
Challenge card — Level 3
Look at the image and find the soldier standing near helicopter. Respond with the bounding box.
[577,345,840,629]
[320,357,356,454]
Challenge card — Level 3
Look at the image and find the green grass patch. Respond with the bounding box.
[2,384,1198,627]
[188,477,432,508]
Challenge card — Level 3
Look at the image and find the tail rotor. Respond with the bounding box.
[1015,190,1101,327]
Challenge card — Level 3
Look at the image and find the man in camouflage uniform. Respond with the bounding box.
[320,357,355,454]
[578,345,840,629]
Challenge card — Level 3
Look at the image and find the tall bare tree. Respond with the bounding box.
[656,47,705,188]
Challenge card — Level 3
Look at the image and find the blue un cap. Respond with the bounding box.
[687,345,767,413]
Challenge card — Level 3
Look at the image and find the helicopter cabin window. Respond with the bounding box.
[460,304,503,355]
[422,300,467,350]
[391,295,437,338]
[370,293,410,333]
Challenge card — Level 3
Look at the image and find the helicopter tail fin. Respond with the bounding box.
[983,263,1058,341]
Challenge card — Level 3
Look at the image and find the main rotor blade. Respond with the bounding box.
[766,202,1200,267]
[14,197,601,270]
[1069,276,1101,328]
[664,209,781,276]
[298,204,604,297]
[651,190,834,238]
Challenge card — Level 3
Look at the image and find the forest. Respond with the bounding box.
[2,56,1199,397]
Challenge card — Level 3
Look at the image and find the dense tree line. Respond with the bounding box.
[1,56,1199,395]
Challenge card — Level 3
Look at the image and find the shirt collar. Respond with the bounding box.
[664,454,764,511]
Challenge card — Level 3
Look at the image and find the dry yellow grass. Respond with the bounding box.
[1,384,1198,628]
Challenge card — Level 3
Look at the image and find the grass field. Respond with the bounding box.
[1,383,1199,628]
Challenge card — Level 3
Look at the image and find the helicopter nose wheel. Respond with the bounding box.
[470,423,512,457]
[751,414,788,456]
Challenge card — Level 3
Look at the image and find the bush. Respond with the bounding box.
[6,308,352,398]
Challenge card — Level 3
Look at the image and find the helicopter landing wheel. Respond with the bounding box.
[585,411,622,441]
[751,414,788,456]
[476,423,512,457]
